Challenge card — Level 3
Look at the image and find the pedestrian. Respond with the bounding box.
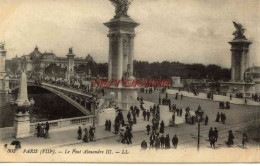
[160,135,165,148]
[216,112,220,122]
[77,126,82,140]
[127,131,133,144]
[227,130,234,146]
[205,115,208,125]
[180,108,183,117]
[160,120,165,133]
[146,124,151,135]
[155,137,160,150]
[230,94,232,100]
[37,123,41,137]
[165,134,171,149]
[143,109,147,121]
[172,135,178,149]
[223,113,226,124]
[147,110,151,121]
[45,122,50,139]
[83,128,89,142]
[141,140,148,150]
[127,111,131,121]
[242,133,248,147]
[244,98,247,105]
[136,107,140,117]
[208,127,214,140]
[105,120,108,131]
[150,134,155,148]
[108,120,111,131]
[209,136,216,149]
[213,127,218,142]
[181,93,183,100]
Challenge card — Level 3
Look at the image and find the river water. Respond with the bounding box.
[0,86,85,128]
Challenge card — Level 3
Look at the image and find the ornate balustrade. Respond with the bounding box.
[30,115,94,133]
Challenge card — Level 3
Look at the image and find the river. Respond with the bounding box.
[0,86,85,128]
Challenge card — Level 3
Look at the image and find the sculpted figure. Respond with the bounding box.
[109,0,133,16]
[232,21,247,40]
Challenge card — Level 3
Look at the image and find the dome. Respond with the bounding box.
[29,46,42,61]
[85,54,94,62]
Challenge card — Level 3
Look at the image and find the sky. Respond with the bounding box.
[0,0,259,68]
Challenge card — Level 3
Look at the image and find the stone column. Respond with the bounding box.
[108,34,113,80]
[128,34,135,76]
[231,54,235,81]
[117,34,123,81]
[240,52,245,82]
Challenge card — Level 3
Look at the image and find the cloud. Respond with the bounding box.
[0,0,259,68]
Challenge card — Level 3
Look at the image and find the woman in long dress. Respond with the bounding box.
[83,128,89,143]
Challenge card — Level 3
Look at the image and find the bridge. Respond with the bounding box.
[8,79,93,116]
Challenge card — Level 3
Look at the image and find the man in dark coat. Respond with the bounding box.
[37,123,41,137]
[216,112,220,122]
[147,110,151,121]
[205,115,209,125]
[143,110,147,121]
[165,134,171,149]
[172,135,178,149]
[77,126,82,140]
[213,127,218,142]
[108,120,111,131]
[146,124,151,135]
[208,127,214,140]
[141,140,147,150]
[160,120,165,133]
[160,135,165,148]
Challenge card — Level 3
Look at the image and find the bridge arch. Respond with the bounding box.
[9,80,92,116]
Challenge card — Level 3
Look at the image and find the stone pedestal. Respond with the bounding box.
[105,86,138,110]
[171,77,183,88]
[220,81,255,98]
[13,112,30,138]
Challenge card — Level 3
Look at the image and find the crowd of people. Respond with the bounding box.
[219,101,230,109]
[36,122,50,138]
[252,94,260,102]
[77,126,95,143]
[141,133,179,150]
[215,112,226,124]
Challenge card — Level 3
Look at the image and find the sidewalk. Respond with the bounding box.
[167,89,260,106]
[0,100,184,149]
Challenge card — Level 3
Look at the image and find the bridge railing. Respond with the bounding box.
[30,115,94,134]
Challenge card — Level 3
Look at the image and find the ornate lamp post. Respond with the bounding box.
[91,92,98,128]
[197,116,201,151]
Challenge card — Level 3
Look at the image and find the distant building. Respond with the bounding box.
[6,46,95,74]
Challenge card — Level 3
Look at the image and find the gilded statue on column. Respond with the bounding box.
[109,0,133,16]
[232,21,247,40]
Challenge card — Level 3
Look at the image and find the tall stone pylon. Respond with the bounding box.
[0,42,6,74]
[104,1,139,110]
[221,22,255,98]
[66,47,75,81]
[0,42,7,93]
[14,71,31,138]
[15,71,30,107]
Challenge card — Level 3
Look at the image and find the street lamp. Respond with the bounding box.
[197,116,201,151]
[91,92,98,128]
